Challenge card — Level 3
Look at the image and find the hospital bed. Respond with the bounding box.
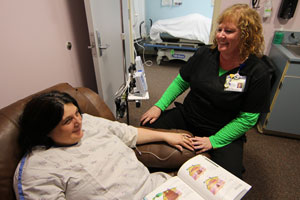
[143,13,212,64]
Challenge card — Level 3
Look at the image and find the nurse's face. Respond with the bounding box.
[49,103,83,146]
[216,20,241,57]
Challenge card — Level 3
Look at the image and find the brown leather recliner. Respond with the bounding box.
[0,83,199,200]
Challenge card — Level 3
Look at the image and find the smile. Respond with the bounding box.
[73,126,82,133]
[218,41,228,45]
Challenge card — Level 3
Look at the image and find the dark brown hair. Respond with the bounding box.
[18,91,81,155]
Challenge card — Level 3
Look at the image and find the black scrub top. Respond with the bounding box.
[180,46,271,135]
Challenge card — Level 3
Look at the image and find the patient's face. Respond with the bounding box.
[49,103,83,146]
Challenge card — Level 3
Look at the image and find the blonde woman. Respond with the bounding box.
[141,4,270,178]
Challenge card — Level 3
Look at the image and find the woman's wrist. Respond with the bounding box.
[209,136,217,149]
[154,102,165,111]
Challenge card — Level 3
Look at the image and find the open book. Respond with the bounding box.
[144,155,251,200]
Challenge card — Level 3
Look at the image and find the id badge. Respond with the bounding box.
[224,73,246,92]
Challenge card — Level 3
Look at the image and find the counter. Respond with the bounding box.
[273,44,300,63]
[257,43,300,138]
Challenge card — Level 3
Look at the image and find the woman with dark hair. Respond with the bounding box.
[140,4,271,178]
[14,91,193,200]
[18,91,82,154]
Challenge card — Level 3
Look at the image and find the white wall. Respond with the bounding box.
[0,0,97,109]
[131,0,146,39]
[2,0,299,109]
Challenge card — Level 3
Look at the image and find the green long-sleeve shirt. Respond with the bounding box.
[155,73,259,148]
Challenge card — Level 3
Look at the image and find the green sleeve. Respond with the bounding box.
[155,74,190,111]
[209,112,260,148]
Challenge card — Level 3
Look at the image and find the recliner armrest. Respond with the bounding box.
[134,129,210,169]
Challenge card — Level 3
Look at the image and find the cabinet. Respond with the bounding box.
[258,44,300,138]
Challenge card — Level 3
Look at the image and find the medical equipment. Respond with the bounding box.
[143,40,202,64]
[149,14,211,44]
[114,57,149,120]
[133,71,147,95]
[143,13,211,64]
[135,56,145,72]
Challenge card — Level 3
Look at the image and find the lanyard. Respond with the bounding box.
[237,63,246,74]
[224,63,247,88]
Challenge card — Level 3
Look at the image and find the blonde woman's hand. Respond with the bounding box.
[191,136,212,154]
[140,106,162,125]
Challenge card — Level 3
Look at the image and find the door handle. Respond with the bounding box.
[99,44,110,50]
[96,30,110,56]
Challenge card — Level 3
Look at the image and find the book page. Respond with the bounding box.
[144,176,204,200]
[177,155,251,200]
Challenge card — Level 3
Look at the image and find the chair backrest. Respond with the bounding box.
[0,83,114,200]
[261,55,278,90]
[257,55,280,132]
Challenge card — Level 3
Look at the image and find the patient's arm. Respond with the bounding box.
[136,128,194,152]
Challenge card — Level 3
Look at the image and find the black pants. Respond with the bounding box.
[142,106,245,178]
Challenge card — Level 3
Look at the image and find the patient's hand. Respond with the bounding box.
[137,128,193,152]
[140,106,161,125]
[164,132,194,152]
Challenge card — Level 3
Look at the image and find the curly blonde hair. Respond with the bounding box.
[212,4,265,60]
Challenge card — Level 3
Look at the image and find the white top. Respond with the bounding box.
[14,114,170,200]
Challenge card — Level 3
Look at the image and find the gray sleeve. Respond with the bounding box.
[106,120,138,148]
[14,158,66,200]
[83,113,138,148]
